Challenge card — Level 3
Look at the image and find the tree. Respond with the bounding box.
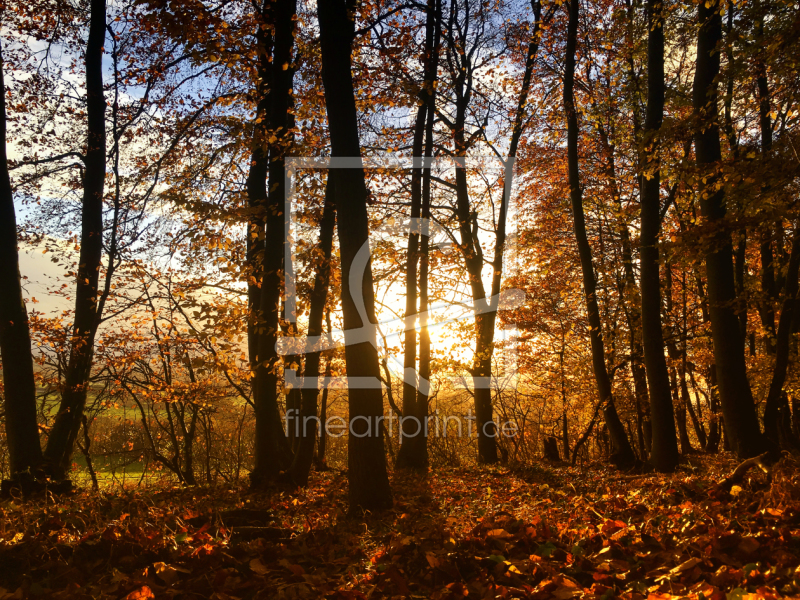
[396,0,441,471]
[248,0,298,487]
[289,177,336,485]
[563,0,635,468]
[639,0,679,471]
[0,40,43,483]
[692,0,765,459]
[318,0,392,512]
[43,0,108,479]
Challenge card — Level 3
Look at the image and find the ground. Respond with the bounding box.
[1,454,799,599]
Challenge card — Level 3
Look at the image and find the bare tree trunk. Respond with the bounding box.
[318,0,392,513]
[76,416,99,491]
[316,311,334,469]
[763,225,800,448]
[396,0,440,468]
[692,0,765,458]
[564,0,635,468]
[0,41,43,480]
[640,0,679,471]
[250,0,297,486]
[245,0,273,364]
[44,0,107,479]
[290,176,335,485]
[756,9,777,355]
[395,0,442,468]
[415,91,436,465]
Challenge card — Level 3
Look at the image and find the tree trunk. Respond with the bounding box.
[756,13,777,355]
[415,82,436,467]
[315,349,332,469]
[245,0,273,364]
[44,0,107,479]
[640,0,679,471]
[76,416,99,491]
[692,0,765,459]
[395,0,441,469]
[668,365,692,453]
[763,224,800,449]
[396,100,424,469]
[250,0,297,486]
[704,364,722,452]
[560,347,570,462]
[318,0,392,513]
[564,0,635,468]
[290,176,335,485]
[0,41,43,479]
[396,0,440,466]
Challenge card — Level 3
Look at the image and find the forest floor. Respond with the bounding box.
[1,453,799,600]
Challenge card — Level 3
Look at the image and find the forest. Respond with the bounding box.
[1,0,800,597]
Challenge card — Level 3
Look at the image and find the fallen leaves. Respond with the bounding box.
[0,454,799,599]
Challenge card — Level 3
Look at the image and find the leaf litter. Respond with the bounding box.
[1,454,799,599]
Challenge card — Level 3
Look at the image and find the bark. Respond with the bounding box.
[245,1,273,363]
[704,365,722,452]
[692,0,765,458]
[681,278,707,449]
[450,0,544,464]
[315,346,332,469]
[640,0,679,471]
[596,120,650,461]
[734,233,749,345]
[397,0,441,470]
[250,0,297,486]
[560,347,570,462]
[619,0,651,460]
[416,92,435,463]
[756,12,777,354]
[76,416,99,491]
[668,365,692,453]
[396,102,425,469]
[763,224,800,449]
[0,41,43,477]
[318,0,392,512]
[289,176,335,485]
[44,0,107,478]
[564,0,635,467]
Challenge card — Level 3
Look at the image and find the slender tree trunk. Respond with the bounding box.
[723,3,749,351]
[619,0,651,461]
[0,41,43,480]
[560,347,570,461]
[181,406,198,486]
[564,0,635,468]
[704,365,722,452]
[396,94,428,470]
[315,351,332,468]
[756,11,777,355]
[76,416,99,491]
[415,83,436,465]
[692,0,765,458]
[763,225,800,448]
[250,0,297,486]
[44,0,107,479]
[245,1,273,364]
[290,176,335,485]
[318,0,392,513]
[640,0,679,471]
[395,0,441,468]
[681,276,707,449]
[597,125,651,461]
